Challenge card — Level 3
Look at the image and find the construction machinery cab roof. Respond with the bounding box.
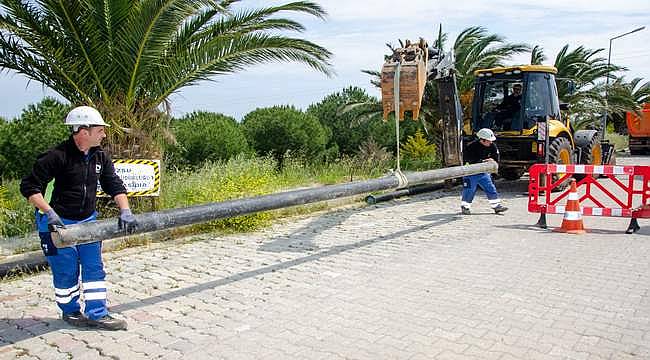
[474,65,558,76]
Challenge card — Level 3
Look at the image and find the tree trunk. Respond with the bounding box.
[95,100,169,213]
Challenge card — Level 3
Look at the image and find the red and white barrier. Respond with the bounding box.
[528,163,650,233]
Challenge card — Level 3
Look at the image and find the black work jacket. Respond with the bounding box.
[20,137,126,220]
[463,139,500,165]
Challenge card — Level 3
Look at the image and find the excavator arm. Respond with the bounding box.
[380,39,464,166]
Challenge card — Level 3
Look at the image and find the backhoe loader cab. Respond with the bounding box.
[469,65,604,181]
[473,67,559,133]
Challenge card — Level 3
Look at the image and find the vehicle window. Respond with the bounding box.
[477,80,524,131]
[548,77,561,120]
[483,82,505,111]
[524,73,552,128]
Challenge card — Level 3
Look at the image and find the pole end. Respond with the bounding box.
[50,228,74,248]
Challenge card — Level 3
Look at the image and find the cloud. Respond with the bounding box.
[1,0,648,120]
[320,0,649,21]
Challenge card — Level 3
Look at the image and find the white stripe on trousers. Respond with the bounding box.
[54,285,79,296]
[55,291,80,304]
[82,281,106,290]
[83,292,107,301]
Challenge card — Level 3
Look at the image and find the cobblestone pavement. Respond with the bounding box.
[1,157,649,359]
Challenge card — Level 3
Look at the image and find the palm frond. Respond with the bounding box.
[0,0,332,117]
[361,69,381,88]
[150,33,332,104]
[530,45,546,65]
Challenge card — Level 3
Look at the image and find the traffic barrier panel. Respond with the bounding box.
[528,164,650,233]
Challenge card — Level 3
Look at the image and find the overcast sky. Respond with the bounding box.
[0,0,648,121]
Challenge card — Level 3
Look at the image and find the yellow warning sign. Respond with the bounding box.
[97,159,160,197]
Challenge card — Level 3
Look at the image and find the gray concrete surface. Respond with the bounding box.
[1,155,649,359]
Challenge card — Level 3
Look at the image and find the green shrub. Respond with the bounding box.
[0,119,8,179]
[366,116,423,154]
[307,87,374,155]
[0,98,70,179]
[242,106,331,166]
[400,129,440,170]
[167,111,250,168]
[308,87,424,157]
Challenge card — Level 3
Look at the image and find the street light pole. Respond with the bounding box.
[602,26,645,134]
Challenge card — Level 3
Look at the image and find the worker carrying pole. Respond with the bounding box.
[20,106,136,331]
[51,161,497,248]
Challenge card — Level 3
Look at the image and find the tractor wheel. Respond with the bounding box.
[499,167,524,181]
[574,130,602,181]
[547,137,573,191]
[578,135,602,165]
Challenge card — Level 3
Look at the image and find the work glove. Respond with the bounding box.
[46,209,65,231]
[118,208,138,234]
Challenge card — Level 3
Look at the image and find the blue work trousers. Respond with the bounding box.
[461,173,500,207]
[36,211,108,320]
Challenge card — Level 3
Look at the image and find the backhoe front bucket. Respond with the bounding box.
[381,41,428,121]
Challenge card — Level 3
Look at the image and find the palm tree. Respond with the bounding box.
[606,77,650,132]
[451,26,529,92]
[545,45,627,130]
[0,0,333,157]
[553,45,613,100]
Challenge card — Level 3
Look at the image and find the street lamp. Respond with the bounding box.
[602,26,645,133]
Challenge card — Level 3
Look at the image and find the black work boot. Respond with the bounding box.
[62,311,89,327]
[86,314,128,331]
[461,206,471,215]
[493,204,508,214]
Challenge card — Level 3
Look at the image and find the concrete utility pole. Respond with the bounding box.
[52,162,497,247]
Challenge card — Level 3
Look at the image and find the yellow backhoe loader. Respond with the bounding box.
[381,40,615,183]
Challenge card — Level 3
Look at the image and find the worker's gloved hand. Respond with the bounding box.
[46,209,65,231]
[118,208,138,234]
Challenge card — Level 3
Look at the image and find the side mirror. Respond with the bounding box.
[560,103,570,111]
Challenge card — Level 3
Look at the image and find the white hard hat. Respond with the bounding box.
[477,128,496,141]
[65,106,110,131]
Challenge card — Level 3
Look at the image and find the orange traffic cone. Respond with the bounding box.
[554,179,586,234]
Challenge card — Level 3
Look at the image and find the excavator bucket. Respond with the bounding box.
[381,40,428,121]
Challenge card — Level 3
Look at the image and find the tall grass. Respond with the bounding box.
[158,155,277,232]
[0,181,34,238]
[0,153,409,243]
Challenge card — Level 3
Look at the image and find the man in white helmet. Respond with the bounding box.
[460,128,508,215]
[20,106,138,330]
